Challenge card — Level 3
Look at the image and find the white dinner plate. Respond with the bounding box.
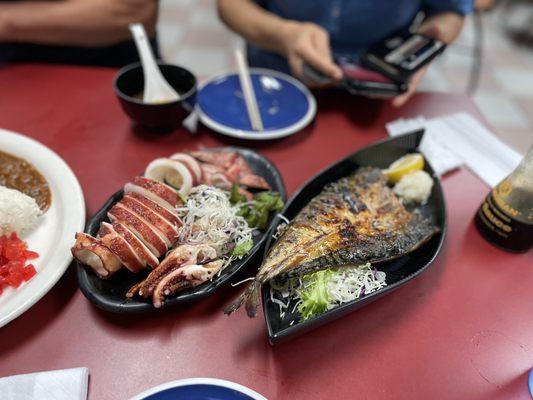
[0,129,85,328]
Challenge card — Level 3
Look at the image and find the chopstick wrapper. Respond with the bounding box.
[0,367,88,400]
[386,112,522,187]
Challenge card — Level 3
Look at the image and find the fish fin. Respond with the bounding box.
[224,281,260,318]
[224,291,246,315]
[244,281,261,318]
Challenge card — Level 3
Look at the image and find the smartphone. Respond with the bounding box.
[362,32,446,82]
[337,58,407,97]
[302,59,407,98]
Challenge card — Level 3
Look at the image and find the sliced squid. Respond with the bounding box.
[144,158,193,196]
[169,153,202,185]
[98,222,145,273]
[71,233,122,278]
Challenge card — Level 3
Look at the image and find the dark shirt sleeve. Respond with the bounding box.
[254,0,267,8]
[422,0,473,16]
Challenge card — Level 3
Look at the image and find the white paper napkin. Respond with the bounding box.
[386,112,523,187]
[386,116,464,176]
[0,368,89,400]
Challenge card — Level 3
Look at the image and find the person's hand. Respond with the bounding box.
[391,66,428,107]
[391,25,441,107]
[281,22,343,86]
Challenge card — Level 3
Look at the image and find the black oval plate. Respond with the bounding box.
[76,147,286,313]
[261,131,447,344]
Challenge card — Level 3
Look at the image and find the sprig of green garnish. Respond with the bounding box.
[232,239,254,257]
[231,184,284,230]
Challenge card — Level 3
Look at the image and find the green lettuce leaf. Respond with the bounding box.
[232,239,253,257]
[230,183,247,205]
[297,269,333,321]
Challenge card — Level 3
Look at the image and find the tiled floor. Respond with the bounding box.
[158,0,532,154]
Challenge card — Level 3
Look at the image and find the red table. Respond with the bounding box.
[0,65,531,400]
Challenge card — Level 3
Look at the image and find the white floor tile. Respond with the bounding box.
[173,48,232,77]
[492,67,533,97]
[158,26,185,59]
[501,3,533,30]
[438,50,473,69]
[159,0,195,11]
[519,49,533,64]
[454,16,475,45]
[418,65,453,92]
[473,90,529,128]
[188,5,226,30]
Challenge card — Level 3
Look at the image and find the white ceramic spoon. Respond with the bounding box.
[129,23,180,104]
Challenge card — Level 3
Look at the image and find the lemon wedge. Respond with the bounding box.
[383,153,425,183]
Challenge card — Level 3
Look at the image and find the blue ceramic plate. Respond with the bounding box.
[528,369,533,398]
[197,68,316,140]
[129,378,267,400]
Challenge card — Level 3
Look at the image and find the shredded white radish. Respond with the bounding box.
[325,263,387,308]
[231,277,255,287]
[176,185,253,256]
[271,263,387,320]
[277,214,290,224]
[272,223,287,240]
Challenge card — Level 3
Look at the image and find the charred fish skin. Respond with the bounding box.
[259,167,406,281]
[279,212,439,280]
[226,167,440,318]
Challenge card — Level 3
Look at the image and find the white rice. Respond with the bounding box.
[0,185,42,236]
[393,170,434,205]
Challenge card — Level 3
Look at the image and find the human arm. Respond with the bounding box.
[0,0,158,47]
[393,11,467,107]
[217,0,342,84]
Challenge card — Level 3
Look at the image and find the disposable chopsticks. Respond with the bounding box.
[234,49,264,131]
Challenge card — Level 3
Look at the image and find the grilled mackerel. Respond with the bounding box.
[225,167,439,317]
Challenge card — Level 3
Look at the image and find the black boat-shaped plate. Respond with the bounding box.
[76,147,286,313]
[261,131,447,344]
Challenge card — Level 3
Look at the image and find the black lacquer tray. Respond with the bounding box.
[76,147,286,313]
[261,131,447,344]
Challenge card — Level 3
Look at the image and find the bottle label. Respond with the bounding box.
[475,193,533,252]
[492,180,519,217]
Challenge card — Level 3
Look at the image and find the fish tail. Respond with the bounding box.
[244,281,260,318]
[223,281,260,318]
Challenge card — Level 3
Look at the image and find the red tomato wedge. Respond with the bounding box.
[0,233,39,294]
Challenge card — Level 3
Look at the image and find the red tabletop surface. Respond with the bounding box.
[0,64,531,400]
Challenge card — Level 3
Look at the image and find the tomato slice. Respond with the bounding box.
[6,268,24,288]
[0,234,39,294]
[25,250,39,260]
[22,265,37,281]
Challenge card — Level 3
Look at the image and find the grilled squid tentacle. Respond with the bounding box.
[126,281,144,298]
[152,269,190,308]
[152,260,224,308]
[136,244,218,298]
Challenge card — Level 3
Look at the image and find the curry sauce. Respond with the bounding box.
[0,150,51,212]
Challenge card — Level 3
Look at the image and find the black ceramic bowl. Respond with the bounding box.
[113,62,197,130]
[261,131,447,344]
[76,147,286,313]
